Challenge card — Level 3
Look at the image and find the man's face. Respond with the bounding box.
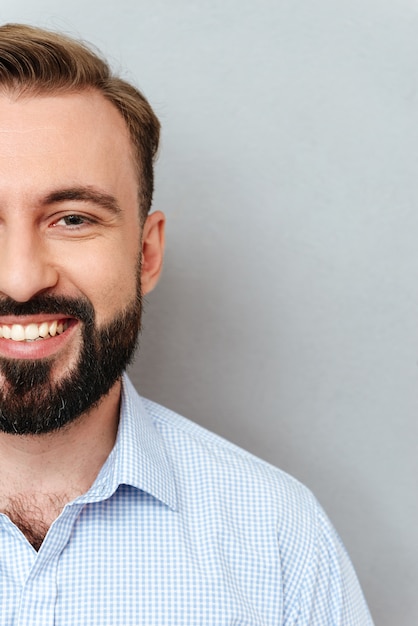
[0,91,163,434]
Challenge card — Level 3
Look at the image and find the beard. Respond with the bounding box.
[0,286,142,435]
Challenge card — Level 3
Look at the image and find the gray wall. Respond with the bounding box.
[3,1,417,623]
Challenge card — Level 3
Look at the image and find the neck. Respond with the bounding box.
[0,380,121,498]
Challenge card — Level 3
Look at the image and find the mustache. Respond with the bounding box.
[0,295,95,324]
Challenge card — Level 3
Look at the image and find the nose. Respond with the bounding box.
[0,224,59,302]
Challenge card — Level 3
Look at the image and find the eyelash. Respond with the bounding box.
[54,214,94,228]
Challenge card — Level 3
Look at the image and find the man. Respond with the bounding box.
[0,23,373,625]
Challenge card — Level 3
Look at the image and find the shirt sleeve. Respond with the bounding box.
[290,504,374,625]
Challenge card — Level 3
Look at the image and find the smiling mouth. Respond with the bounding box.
[0,319,72,342]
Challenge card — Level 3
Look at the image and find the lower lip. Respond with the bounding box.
[0,321,79,360]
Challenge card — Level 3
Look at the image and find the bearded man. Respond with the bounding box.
[0,23,374,625]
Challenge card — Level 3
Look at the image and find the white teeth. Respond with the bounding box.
[10,324,25,341]
[25,323,40,340]
[39,322,49,338]
[0,320,69,342]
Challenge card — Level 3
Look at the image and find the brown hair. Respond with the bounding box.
[0,23,160,218]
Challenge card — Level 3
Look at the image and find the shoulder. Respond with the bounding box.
[140,395,373,625]
[142,395,310,505]
[141,395,333,543]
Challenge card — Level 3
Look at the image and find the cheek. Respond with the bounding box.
[93,270,139,323]
[60,246,140,324]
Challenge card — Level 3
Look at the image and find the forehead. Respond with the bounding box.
[0,90,137,198]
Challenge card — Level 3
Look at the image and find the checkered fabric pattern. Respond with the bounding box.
[0,376,374,625]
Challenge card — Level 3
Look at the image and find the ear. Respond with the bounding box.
[140,210,166,295]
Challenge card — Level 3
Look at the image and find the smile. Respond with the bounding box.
[0,319,71,342]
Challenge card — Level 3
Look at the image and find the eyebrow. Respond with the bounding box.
[42,186,121,215]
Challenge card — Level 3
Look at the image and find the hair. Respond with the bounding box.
[0,23,160,218]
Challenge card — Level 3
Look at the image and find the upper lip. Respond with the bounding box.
[0,315,75,325]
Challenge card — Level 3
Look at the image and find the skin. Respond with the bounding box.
[0,91,165,519]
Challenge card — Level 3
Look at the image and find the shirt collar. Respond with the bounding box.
[79,375,177,511]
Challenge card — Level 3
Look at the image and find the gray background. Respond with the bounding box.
[2,1,417,623]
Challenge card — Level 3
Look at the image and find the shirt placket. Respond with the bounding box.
[17,503,84,626]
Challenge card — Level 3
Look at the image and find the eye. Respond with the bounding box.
[54,214,92,227]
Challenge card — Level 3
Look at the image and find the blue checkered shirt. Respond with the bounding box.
[0,375,373,625]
